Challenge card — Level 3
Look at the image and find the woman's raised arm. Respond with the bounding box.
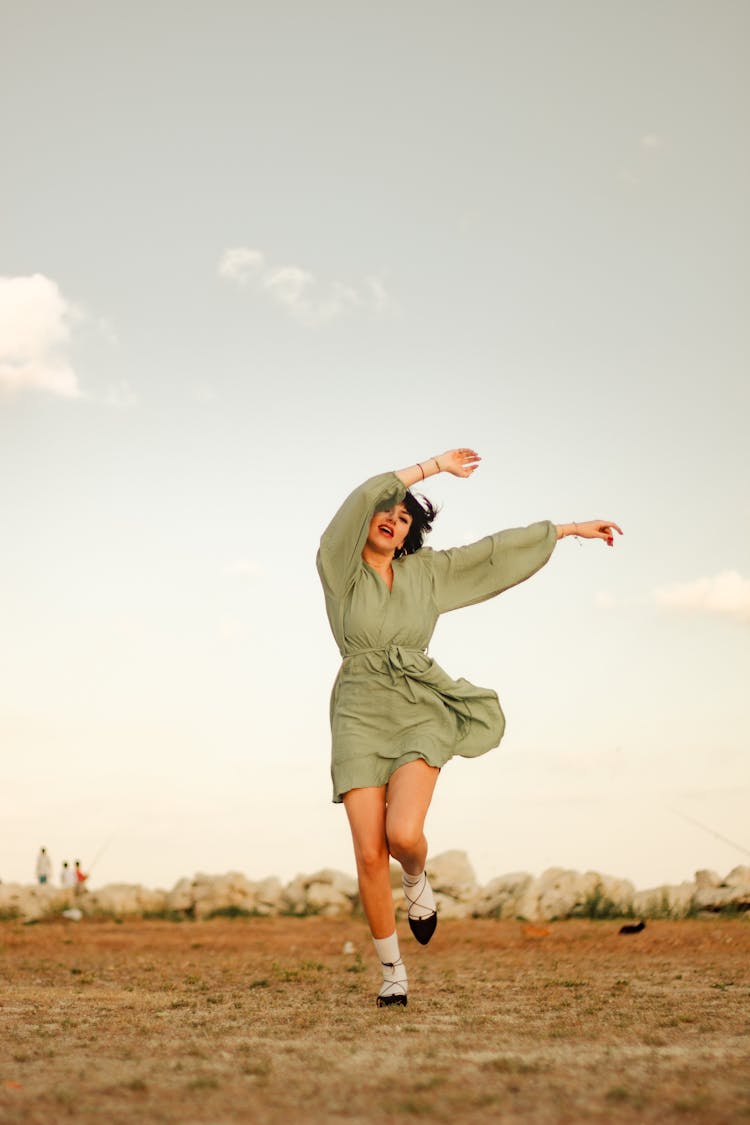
[395,448,481,488]
[317,473,406,597]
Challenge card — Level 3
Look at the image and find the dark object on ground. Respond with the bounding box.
[619,919,646,934]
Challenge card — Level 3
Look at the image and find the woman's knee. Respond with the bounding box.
[386,819,423,859]
[356,841,390,877]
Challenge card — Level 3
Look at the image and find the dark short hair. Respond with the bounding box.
[394,491,438,558]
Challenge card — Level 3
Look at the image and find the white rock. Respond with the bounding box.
[472,872,533,918]
[427,851,478,901]
[94,884,167,916]
[282,876,310,915]
[0,883,73,922]
[166,877,195,912]
[724,865,750,888]
[580,872,636,916]
[191,873,257,919]
[632,882,696,919]
[695,884,750,911]
[305,869,358,897]
[305,882,353,916]
[694,869,722,890]
[433,892,473,920]
[516,869,585,922]
[538,871,595,921]
[253,877,283,915]
[282,869,357,916]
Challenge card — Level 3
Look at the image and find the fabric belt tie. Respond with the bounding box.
[341,645,428,701]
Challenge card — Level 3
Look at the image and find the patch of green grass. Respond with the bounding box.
[575,882,633,920]
[188,1075,220,1091]
[484,1056,542,1074]
[674,1093,713,1113]
[242,1058,271,1078]
[391,1098,432,1116]
[206,905,264,919]
[52,1087,77,1110]
[272,961,301,982]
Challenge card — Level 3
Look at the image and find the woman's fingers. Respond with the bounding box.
[440,447,481,477]
[599,521,623,541]
[458,448,481,474]
[576,520,624,543]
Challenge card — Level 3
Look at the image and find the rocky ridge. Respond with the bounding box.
[2,852,749,924]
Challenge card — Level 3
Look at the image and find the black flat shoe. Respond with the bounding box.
[377,993,408,1007]
[408,911,437,946]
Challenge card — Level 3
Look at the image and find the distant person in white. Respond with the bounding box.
[60,861,76,888]
[35,847,52,885]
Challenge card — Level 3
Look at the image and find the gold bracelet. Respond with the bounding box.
[417,462,425,480]
[433,457,441,473]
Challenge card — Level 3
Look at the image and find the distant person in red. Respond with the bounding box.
[74,860,88,895]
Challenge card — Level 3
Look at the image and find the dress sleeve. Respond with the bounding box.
[316,472,407,597]
[431,521,557,613]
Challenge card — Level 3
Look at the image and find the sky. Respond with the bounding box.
[1,1,748,893]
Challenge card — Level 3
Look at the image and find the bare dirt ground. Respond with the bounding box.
[1,916,749,1124]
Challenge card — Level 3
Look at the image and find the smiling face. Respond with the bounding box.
[366,503,413,557]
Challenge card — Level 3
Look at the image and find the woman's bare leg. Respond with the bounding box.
[343,784,408,1005]
[342,784,393,938]
[385,759,440,873]
[385,760,440,944]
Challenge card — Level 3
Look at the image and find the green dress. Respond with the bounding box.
[317,473,557,803]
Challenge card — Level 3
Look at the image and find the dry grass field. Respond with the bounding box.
[1,916,749,1124]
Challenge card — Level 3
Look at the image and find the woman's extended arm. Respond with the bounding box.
[395,448,481,488]
[555,519,624,545]
[396,450,623,547]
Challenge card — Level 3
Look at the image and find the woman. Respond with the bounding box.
[316,448,622,1007]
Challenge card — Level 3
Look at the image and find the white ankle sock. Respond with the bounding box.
[372,931,407,1001]
[402,869,436,921]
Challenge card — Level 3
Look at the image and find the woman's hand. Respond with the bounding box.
[395,448,480,487]
[557,520,624,545]
[435,449,481,478]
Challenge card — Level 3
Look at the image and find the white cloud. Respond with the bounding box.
[217,247,265,284]
[0,274,82,398]
[641,133,664,151]
[263,265,315,310]
[218,246,391,325]
[654,571,750,625]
